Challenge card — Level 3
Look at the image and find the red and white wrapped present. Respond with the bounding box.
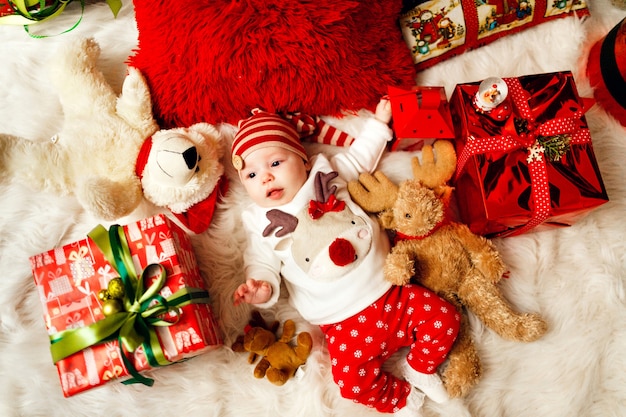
[450,71,609,238]
[30,214,222,397]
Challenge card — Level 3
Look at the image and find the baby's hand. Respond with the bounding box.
[374,98,392,125]
[233,279,273,306]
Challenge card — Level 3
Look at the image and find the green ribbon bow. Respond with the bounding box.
[49,223,211,386]
[0,0,122,38]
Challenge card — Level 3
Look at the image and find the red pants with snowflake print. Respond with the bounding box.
[320,284,460,413]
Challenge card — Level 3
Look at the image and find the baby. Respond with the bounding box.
[231,101,460,415]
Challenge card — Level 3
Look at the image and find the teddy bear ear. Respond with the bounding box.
[379,210,396,230]
[188,122,225,156]
[434,185,454,206]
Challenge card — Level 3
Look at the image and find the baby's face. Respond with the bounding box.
[238,146,310,208]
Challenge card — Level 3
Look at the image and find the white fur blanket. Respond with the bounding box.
[1,2,626,416]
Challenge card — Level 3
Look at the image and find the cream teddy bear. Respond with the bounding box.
[0,37,226,233]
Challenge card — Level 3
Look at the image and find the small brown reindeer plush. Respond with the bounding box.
[232,311,313,386]
[348,140,548,398]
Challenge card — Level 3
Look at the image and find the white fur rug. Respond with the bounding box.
[1,2,626,416]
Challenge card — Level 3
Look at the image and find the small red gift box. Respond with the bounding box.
[30,214,222,397]
[450,71,609,238]
[388,85,455,151]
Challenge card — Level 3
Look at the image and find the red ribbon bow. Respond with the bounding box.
[308,195,346,220]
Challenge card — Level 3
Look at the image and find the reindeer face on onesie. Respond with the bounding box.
[262,171,372,282]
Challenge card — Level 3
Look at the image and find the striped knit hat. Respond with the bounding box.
[231,109,355,171]
[231,109,306,171]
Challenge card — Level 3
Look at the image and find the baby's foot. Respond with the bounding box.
[393,388,424,417]
[398,359,450,404]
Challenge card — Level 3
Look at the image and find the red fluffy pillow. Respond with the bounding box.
[129,0,417,127]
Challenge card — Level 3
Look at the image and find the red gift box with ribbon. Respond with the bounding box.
[450,72,609,238]
[29,214,222,397]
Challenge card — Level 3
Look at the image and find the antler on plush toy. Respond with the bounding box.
[348,140,548,398]
[232,311,313,386]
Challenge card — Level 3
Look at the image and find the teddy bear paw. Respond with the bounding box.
[266,368,289,386]
[384,252,414,285]
[122,67,145,95]
[78,177,142,221]
[63,37,100,70]
[516,313,548,342]
[442,369,479,398]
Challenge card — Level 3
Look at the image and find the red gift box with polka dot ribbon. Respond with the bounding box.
[449,71,609,238]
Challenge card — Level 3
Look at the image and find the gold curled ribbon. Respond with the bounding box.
[48,223,211,386]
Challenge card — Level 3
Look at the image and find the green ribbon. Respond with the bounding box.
[0,0,122,38]
[49,223,211,386]
[0,0,72,25]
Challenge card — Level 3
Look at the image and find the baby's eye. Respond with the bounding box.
[271,160,281,167]
[247,172,256,179]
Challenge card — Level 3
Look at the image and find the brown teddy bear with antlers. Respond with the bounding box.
[348,140,548,398]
